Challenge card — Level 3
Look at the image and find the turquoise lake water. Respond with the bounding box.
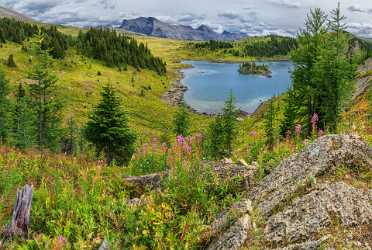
[181,60,293,114]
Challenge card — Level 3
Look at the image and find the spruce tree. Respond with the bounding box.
[173,105,190,137]
[7,54,16,68]
[206,115,226,159]
[222,91,238,156]
[264,99,276,150]
[280,89,297,137]
[0,69,10,144]
[12,83,36,149]
[28,37,63,151]
[84,84,136,166]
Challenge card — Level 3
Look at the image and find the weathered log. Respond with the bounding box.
[3,185,33,239]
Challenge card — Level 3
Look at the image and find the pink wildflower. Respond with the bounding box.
[311,113,319,130]
[286,129,291,139]
[176,135,185,145]
[250,130,257,138]
[184,144,192,154]
[142,143,148,156]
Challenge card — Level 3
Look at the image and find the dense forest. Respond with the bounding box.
[0,18,167,74]
[189,35,298,58]
[77,28,166,75]
[241,35,298,57]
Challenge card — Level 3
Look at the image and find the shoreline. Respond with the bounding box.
[162,58,288,117]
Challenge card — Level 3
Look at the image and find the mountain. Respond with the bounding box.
[119,17,247,41]
[0,6,33,21]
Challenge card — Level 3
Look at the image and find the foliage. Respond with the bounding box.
[205,92,238,159]
[264,99,276,150]
[0,69,11,144]
[192,40,234,50]
[239,62,271,76]
[28,38,63,151]
[77,28,167,75]
[173,105,190,137]
[12,83,36,150]
[282,6,356,135]
[241,35,298,57]
[6,54,16,68]
[84,84,136,166]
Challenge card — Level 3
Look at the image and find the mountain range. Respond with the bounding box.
[120,17,247,41]
[0,6,33,21]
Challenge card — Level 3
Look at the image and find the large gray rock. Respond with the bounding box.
[264,182,372,248]
[250,135,372,217]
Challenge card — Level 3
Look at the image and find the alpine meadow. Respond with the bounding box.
[0,1,371,249]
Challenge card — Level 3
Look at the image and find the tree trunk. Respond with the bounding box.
[3,185,33,239]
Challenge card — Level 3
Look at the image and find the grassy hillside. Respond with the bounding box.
[0,25,210,143]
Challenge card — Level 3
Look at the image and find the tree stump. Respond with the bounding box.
[3,185,33,239]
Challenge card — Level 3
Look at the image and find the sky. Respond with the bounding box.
[1,0,372,37]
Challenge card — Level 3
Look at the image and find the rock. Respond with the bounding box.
[264,182,372,248]
[161,83,188,106]
[203,199,253,242]
[207,214,252,250]
[98,239,110,250]
[123,171,168,195]
[273,236,330,250]
[354,58,372,100]
[126,198,145,207]
[250,135,372,217]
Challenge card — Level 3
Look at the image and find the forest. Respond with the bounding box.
[0,18,167,74]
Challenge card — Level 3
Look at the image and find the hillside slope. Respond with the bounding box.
[0,7,33,21]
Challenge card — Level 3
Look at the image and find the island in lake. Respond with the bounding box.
[239,62,272,77]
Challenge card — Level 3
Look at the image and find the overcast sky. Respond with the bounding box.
[1,0,372,37]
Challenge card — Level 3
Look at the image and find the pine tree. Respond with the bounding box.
[6,54,16,68]
[222,91,238,156]
[12,83,36,149]
[62,117,78,155]
[264,99,276,150]
[173,105,190,137]
[280,89,297,137]
[28,37,63,151]
[84,84,136,166]
[0,69,10,144]
[206,115,226,159]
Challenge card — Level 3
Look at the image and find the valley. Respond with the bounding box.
[0,3,371,250]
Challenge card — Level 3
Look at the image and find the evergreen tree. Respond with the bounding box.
[62,117,78,155]
[280,89,297,137]
[12,83,36,149]
[173,105,190,137]
[264,99,276,150]
[28,38,63,151]
[206,115,226,159]
[222,91,238,156]
[6,54,16,68]
[0,69,10,144]
[206,92,238,159]
[84,85,136,166]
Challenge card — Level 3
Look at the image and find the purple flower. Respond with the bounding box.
[176,135,185,145]
[184,144,192,154]
[250,130,257,137]
[311,113,319,130]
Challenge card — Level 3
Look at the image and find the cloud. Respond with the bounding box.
[347,4,372,14]
[268,0,301,9]
[348,22,372,38]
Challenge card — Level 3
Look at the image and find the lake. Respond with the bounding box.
[181,60,293,114]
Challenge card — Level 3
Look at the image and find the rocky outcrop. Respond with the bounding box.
[354,58,372,100]
[207,135,372,250]
[161,83,188,106]
[264,182,371,249]
[123,171,168,195]
[250,134,371,217]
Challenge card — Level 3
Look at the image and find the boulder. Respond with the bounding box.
[250,135,372,217]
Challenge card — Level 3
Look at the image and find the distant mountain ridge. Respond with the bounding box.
[0,6,33,21]
[120,17,247,41]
